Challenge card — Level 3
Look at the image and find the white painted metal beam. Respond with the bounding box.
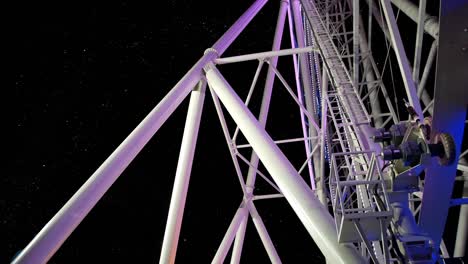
[215,46,316,64]
[379,0,424,122]
[390,0,439,39]
[160,81,206,264]
[412,0,427,84]
[212,208,248,264]
[205,63,364,264]
[232,2,289,261]
[11,0,269,262]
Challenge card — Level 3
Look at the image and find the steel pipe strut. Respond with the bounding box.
[215,46,315,64]
[212,208,248,264]
[417,41,437,114]
[12,56,208,264]
[366,0,439,39]
[159,81,206,264]
[12,0,269,263]
[205,64,364,264]
[230,212,248,264]
[412,0,427,84]
[357,10,385,127]
[363,0,434,114]
[249,202,282,263]
[232,1,289,262]
[380,0,424,122]
[390,0,439,39]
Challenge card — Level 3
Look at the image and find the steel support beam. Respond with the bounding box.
[13,57,207,264]
[212,208,248,264]
[215,46,315,65]
[390,0,439,39]
[11,0,269,262]
[412,0,427,85]
[356,12,399,126]
[357,13,384,127]
[353,0,360,89]
[232,1,288,261]
[364,0,439,40]
[230,212,248,264]
[380,0,424,122]
[205,64,364,264]
[417,40,437,114]
[248,202,282,263]
[363,0,435,115]
[159,81,206,264]
[419,0,468,254]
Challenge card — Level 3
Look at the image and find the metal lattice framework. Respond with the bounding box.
[13,0,468,263]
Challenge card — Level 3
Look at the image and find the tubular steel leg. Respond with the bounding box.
[417,40,437,113]
[249,202,282,264]
[363,0,435,115]
[12,58,207,264]
[11,1,269,263]
[365,40,399,125]
[159,81,206,264]
[390,0,438,38]
[357,14,386,127]
[244,0,288,192]
[230,212,248,264]
[412,0,427,84]
[215,46,314,64]
[210,89,248,196]
[353,0,360,90]
[231,2,288,261]
[212,208,248,264]
[210,88,249,263]
[205,64,364,264]
[379,0,424,122]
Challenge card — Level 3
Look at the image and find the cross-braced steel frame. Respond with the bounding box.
[12,0,468,263]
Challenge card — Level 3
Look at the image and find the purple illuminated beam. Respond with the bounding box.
[12,0,268,263]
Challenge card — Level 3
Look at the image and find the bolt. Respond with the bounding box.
[462,47,467,52]
[464,28,468,32]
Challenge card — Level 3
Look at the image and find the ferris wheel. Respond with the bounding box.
[12,0,468,263]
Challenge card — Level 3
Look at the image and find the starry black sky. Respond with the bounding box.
[9,1,329,263]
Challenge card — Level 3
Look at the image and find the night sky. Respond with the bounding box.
[9,1,328,263]
[9,0,466,263]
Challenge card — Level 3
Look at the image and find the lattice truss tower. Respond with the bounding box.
[12,0,468,263]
